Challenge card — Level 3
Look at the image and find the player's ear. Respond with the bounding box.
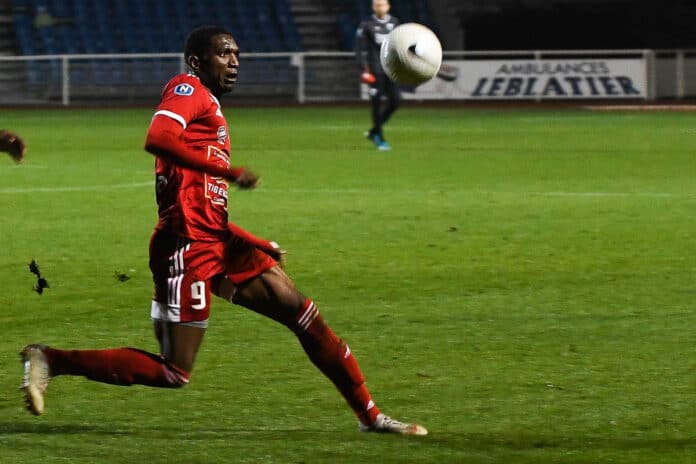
[187,55,200,73]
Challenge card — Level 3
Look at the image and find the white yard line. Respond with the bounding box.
[0,181,153,194]
[0,182,692,199]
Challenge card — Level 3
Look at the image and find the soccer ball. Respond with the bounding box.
[380,23,442,86]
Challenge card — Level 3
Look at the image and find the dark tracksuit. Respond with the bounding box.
[355,14,401,139]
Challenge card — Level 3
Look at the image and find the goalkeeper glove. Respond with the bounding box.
[360,68,376,85]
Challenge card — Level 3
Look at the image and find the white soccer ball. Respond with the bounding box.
[380,23,442,86]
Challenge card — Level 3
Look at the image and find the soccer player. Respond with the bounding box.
[355,0,401,151]
[20,25,427,436]
[0,129,26,163]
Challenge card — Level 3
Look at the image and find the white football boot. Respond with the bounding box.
[20,344,52,415]
[359,413,428,436]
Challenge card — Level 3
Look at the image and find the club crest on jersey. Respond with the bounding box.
[217,126,228,144]
[174,83,194,96]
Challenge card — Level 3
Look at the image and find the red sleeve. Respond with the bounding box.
[228,222,280,256]
[144,116,244,180]
[156,77,209,126]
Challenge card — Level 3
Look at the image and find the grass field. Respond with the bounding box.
[1,105,695,463]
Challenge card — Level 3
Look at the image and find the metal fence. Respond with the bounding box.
[0,50,693,105]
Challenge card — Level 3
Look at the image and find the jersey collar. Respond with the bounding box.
[372,14,391,23]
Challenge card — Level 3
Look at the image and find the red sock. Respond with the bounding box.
[44,347,189,388]
[296,299,380,426]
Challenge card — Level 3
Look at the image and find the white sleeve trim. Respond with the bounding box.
[153,110,187,129]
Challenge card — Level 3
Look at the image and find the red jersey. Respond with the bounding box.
[150,73,231,241]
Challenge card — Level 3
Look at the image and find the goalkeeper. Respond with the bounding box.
[0,129,26,163]
[355,0,400,151]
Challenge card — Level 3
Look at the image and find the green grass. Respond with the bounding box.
[1,105,695,463]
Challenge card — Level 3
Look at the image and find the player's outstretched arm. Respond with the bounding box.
[228,222,286,265]
[144,116,253,186]
[0,129,26,163]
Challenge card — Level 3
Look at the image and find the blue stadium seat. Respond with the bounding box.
[273,0,302,50]
[336,13,358,50]
[90,2,116,52]
[12,12,44,85]
[13,14,36,55]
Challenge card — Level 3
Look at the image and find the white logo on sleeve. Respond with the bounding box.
[217,126,228,144]
[174,83,194,96]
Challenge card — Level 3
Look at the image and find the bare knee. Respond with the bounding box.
[222,266,307,328]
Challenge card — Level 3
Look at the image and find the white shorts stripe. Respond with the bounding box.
[167,275,182,308]
[151,300,181,323]
[172,239,179,276]
[153,110,187,129]
[166,239,190,309]
[153,237,206,326]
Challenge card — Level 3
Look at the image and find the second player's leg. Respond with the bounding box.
[370,88,383,137]
[380,79,401,125]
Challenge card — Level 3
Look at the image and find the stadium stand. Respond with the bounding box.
[11,0,303,55]
[4,0,437,101]
[289,0,341,50]
[9,0,303,89]
[336,0,437,51]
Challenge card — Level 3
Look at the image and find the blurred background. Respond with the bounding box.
[0,0,693,105]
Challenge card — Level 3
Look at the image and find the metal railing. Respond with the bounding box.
[0,49,692,105]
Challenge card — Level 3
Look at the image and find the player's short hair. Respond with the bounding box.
[184,25,232,63]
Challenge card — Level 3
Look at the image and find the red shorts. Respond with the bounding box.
[149,230,276,324]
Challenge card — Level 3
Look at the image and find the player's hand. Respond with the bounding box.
[267,241,287,268]
[0,129,26,163]
[233,169,260,189]
[360,68,376,85]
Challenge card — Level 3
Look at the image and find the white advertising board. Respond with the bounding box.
[399,58,647,100]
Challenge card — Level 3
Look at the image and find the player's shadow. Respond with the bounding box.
[0,422,132,436]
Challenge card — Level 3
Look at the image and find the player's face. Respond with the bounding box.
[372,0,390,17]
[199,34,240,96]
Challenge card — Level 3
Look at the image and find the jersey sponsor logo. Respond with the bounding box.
[206,181,228,206]
[217,126,228,144]
[205,146,229,207]
[174,83,194,96]
[208,145,229,163]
